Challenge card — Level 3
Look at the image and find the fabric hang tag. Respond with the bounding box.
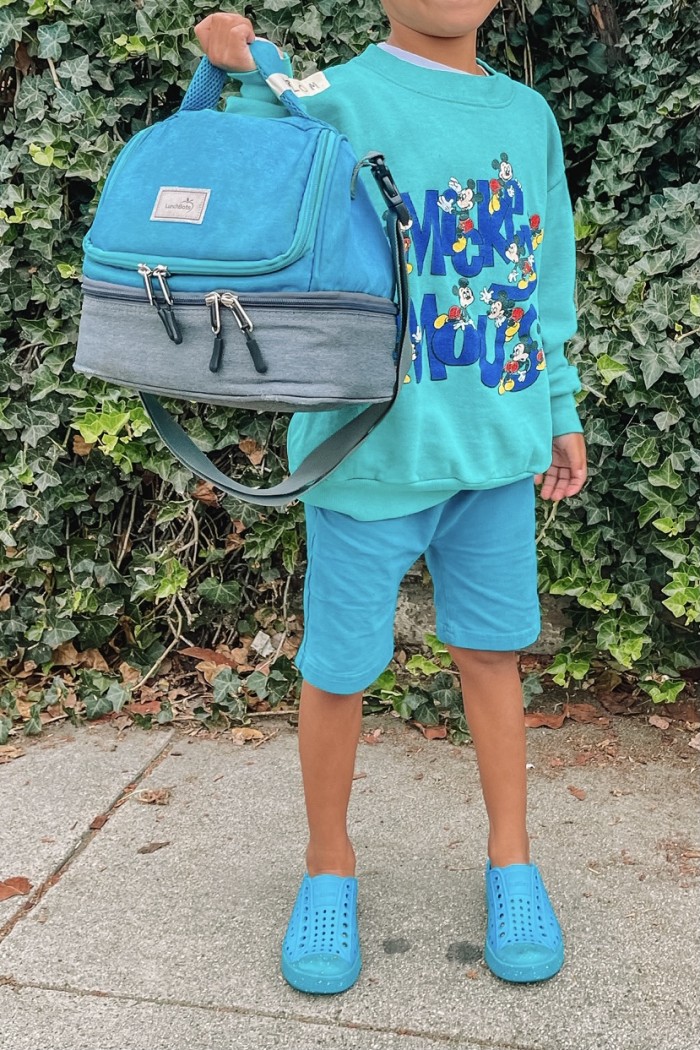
[265,71,331,99]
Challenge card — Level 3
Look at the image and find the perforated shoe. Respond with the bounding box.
[484,858,564,983]
[281,873,361,994]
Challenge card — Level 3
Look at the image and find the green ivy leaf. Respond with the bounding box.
[648,461,683,489]
[37,20,70,60]
[196,577,242,608]
[42,616,79,647]
[596,354,631,386]
[406,654,442,676]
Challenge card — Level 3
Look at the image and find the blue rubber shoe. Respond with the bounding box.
[281,873,361,994]
[484,858,564,983]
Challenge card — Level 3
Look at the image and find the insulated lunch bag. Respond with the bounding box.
[74,39,412,507]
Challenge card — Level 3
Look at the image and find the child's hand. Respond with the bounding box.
[194,12,280,73]
[534,433,587,501]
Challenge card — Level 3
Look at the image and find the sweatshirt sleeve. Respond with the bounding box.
[537,114,584,436]
[225,46,293,119]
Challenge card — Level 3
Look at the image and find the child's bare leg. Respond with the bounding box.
[298,680,363,877]
[447,647,530,867]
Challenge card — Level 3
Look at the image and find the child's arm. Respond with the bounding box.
[534,109,588,500]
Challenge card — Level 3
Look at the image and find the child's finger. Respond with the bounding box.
[538,468,557,500]
[564,465,587,497]
[543,467,570,502]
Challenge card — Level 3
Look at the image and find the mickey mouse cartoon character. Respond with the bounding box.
[435,278,477,331]
[480,287,527,341]
[498,336,546,393]
[489,152,520,214]
[438,178,484,252]
[505,234,538,289]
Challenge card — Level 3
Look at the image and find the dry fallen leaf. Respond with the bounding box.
[137,841,170,855]
[564,702,606,724]
[90,814,109,830]
[592,669,623,693]
[224,531,246,552]
[51,641,81,667]
[80,648,112,672]
[191,480,219,507]
[15,699,34,720]
[525,712,566,729]
[231,727,264,746]
[568,785,587,801]
[127,699,161,716]
[118,661,142,686]
[648,714,670,730]
[688,733,700,752]
[0,877,33,901]
[596,691,637,715]
[136,788,172,806]
[362,728,384,745]
[660,699,700,723]
[72,433,94,456]
[239,438,265,466]
[412,721,447,740]
[0,746,24,764]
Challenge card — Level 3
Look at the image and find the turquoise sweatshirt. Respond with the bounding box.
[226,43,583,520]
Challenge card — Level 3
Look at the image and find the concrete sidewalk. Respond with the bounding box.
[1,712,698,1050]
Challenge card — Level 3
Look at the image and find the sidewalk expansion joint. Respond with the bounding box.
[0,731,175,944]
[0,977,547,1050]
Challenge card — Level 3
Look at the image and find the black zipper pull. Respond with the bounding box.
[220,292,267,374]
[242,330,267,374]
[152,265,183,344]
[209,332,225,372]
[155,301,181,344]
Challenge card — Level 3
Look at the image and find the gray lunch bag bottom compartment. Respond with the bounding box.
[74,291,400,412]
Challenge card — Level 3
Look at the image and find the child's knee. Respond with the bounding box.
[447,646,517,674]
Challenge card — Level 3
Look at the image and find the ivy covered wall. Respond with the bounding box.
[0,0,698,736]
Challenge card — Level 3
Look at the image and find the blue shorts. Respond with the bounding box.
[295,478,541,694]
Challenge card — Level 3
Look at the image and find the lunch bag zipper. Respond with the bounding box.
[83,278,396,375]
[206,291,266,374]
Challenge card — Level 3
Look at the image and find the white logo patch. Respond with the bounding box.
[151,187,210,224]
[266,71,331,99]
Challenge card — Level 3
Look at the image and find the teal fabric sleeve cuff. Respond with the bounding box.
[550,391,584,437]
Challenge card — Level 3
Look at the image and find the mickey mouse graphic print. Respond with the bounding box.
[400,151,548,396]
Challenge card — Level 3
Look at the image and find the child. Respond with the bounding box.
[194,0,588,995]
